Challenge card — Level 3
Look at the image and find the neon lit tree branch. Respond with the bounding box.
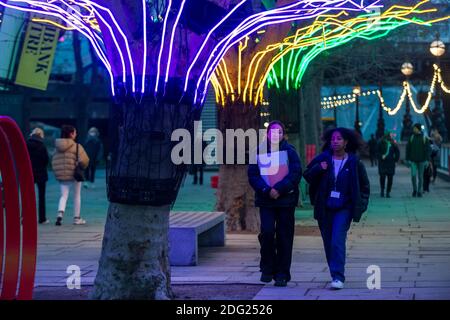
[211,0,447,107]
[0,0,383,299]
[0,0,383,103]
[212,0,446,232]
[264,1,449,100]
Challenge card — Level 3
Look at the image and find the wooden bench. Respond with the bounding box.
[169,211,226,266]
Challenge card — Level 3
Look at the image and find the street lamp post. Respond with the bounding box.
[401,62,414,141]
[430,39,448,142]
[333,104,338,127]
[353,85,361,134]
[376,82,385,139]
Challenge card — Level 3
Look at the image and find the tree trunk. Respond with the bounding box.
[92,99,199,299]
[215,103,261,232]
[216,165,259,232]
[301,62,324,150]
[91,203,172,300]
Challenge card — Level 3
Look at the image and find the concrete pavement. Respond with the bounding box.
[34,163,450,300]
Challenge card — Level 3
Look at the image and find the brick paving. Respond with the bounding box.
[34,164,450,300]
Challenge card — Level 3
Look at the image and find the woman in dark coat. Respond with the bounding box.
[248,121,302,287]
[377,132,400,198]
[303,128,370,290]
[26,128,50,224]
[83,127,103,188]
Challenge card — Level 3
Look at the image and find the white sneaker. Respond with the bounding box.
[330,279,344,290]
[39,219,50,225]
[73,217,86,225]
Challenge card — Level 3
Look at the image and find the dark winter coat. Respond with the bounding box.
[406,133,430,163]
[26,135,49,183]
[377,140,400,176]
[84,136,103,164]
[248,140,302,208]
[368,138,378,156]
[303,150,370,223]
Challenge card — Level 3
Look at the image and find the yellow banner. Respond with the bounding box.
[15,14,60,90]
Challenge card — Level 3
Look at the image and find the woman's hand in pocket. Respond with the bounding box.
[270,188,280,199]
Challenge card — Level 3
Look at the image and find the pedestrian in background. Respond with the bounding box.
[430,129,442,183]
[368,134,378,167]
[26,127,50,224]
[405,123,430,198]
[303,128,370,290]
[377,131,400,198]
[423,159,433,193]
[52,125,89,226]
[83,127,103,189]
[248,120,302,287]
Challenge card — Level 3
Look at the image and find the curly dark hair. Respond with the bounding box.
[321,127,364,153]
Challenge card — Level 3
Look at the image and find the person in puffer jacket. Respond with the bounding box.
[52,125,89,226]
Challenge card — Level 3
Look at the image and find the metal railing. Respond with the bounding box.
[439,143,450,173]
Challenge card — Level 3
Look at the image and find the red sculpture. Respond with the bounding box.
[0,116,37,300]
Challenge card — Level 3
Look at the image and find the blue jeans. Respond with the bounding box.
[259,207,296,281]
[410,161,426,193]
[318,209,352,282]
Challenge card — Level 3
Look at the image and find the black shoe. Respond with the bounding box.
[381,191,385,197]
[274,279,287,287]
[386,193,391,198]
[412,191,417,197]
[260,274,273,283]
[55,217,62,226]
[418,192,422,197]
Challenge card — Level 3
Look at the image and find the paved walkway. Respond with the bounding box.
[34,164,450,300]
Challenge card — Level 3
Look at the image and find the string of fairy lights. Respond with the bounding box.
[321,64,449,115]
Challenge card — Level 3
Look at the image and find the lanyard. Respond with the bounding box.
[332,155,347,190]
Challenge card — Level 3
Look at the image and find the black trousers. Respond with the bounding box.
[370,155,377,167]
[35,181,47,222]
[424,166,432,192]
[85,162,97,183]
[380,174,393,193]
[258,206,295,281]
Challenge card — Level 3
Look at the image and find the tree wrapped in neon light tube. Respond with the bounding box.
[0,0,383,299]
[264,0,448,152]
[211,0,448,232]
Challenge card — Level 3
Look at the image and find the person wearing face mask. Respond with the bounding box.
[26,127,50,224]
[303,128,370,290]
[248,121,302,287]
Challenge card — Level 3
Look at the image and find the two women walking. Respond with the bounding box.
[248,123,370,289]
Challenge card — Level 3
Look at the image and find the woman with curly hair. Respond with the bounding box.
[303,128,370,290]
